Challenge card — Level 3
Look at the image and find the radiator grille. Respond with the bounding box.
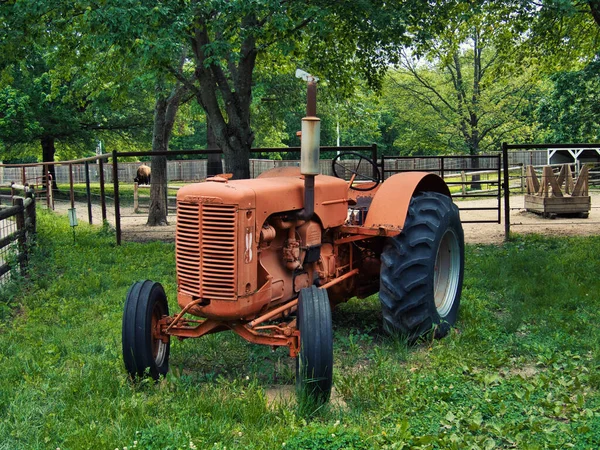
[176,202,202,296]
[176,202,238,299]
[200,204,237,300]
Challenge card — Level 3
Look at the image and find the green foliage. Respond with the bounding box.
[3,0,600,166]
[0,212,599,448]
[71,0,415,178]
[384,0,545,156]
[381,72,462,156]
[492,0,600,74]
[0,86,39,143]
[285,424,367,449]
[537,60,600,142]
[169,103,208,154]
[0,0,154,161]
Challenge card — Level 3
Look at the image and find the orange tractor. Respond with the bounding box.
[122,76,464,403]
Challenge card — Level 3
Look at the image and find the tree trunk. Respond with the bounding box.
[222,136,251,179]
[41,136,58,191]
[147,84,186,226]
[194,91,253,179]
[470,31,482,191]
[206,117,223,176]
[468,133,482,190]
[589,1,600,28]
[470,154,481,191]
[197,107,252,179]
[147,96,169,226]
[189,21,256,180]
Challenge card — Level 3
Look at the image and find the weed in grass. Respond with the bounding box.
[284,423,367,449]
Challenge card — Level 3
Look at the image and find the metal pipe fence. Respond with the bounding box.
[3,143,598,244]
[381,154,503,224]
[110,146,377,244]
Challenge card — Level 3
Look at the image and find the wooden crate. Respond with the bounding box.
[524,164,591,218]
[524,194,590,217]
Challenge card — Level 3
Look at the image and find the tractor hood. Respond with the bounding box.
[177,174,349,229]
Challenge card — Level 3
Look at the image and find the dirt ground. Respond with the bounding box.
[458,191,600,244]
[50,191,600,245]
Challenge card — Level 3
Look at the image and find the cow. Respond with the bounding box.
[134,164,151,185]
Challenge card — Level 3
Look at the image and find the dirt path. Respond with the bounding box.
[49,192,600,245]
[458,192,600,244]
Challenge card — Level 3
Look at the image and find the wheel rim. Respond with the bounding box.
[433,229,461,317]
[151,305,168,366]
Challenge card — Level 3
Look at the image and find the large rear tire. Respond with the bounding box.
[296,286,333,405]
[380,192,464,341]
[122,280,170,379]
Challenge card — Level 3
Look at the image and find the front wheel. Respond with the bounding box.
[379,192,464,341]
[296,286,333,405]
[122,280,170,379]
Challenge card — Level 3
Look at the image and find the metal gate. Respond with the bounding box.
[381,154,503,225]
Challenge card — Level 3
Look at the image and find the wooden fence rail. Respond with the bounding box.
[0,188,36,282]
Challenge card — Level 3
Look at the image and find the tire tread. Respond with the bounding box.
[379,192,464,341]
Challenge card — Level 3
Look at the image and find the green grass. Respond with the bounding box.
[0,211,599,449]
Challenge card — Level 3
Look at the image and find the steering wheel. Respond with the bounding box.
[332,152,381,191]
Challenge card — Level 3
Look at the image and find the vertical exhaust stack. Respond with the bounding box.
[297,70,320,220]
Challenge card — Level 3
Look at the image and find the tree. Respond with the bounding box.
[0,50,152,186]
[469,0,600,71]
[381,72,462,156]
[491,0,600,144]
[0,1,153,184]
[251,71,383,152]
[381,1,547,189]
[390,46,538,155]
[537,61,600,142]
[86,0,411,179]
[178,1,410,178]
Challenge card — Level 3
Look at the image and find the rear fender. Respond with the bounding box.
[364,172,451,230]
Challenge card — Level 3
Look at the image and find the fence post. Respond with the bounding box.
[26,188,36,233]
[112,151,122,245]
[69,163,75,208]
[461,171,466,195]
[521,164,525,193]
[371,144,378,180]
[502,142,510,240]
[134,182,139,213]
[440,157,445,179]
[14,197,27,273]
[21,166,26,186]
[98,157,107,222]
[497,155,502,224]
[165,182,169,216]
[85,161,93,224]
[43,164,48,207]
[44,166,50,209]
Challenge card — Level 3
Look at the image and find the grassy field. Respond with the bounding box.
[0,210,599,449]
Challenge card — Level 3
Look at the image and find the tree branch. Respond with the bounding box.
[259,16,313,49]
[398,55,458,114]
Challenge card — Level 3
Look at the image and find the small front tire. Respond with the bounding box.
[296,286,333,405]
[122,280,170,379]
